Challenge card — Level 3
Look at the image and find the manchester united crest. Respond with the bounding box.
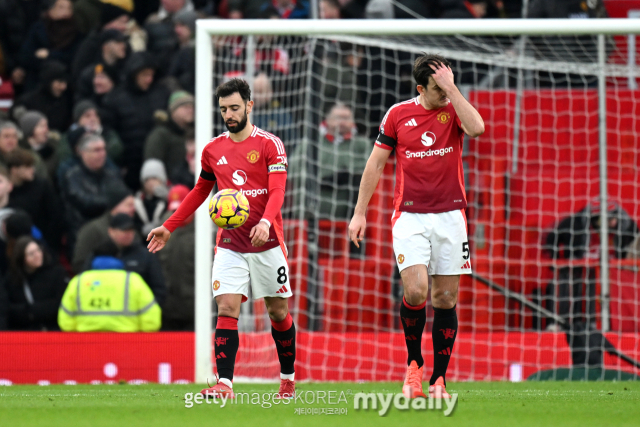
[213,280,221,291]
[397,254,405,264]
[247,150,260,163]
[437,111,450,124]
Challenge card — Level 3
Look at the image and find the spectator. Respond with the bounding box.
[72,182,134,274]
[168,10,197,93]
[438,0,500,19]
[169,128,195,189]
[101,51,171,189]
[159,184,193,330]
[71,2,135,78]
[6,148,63,254]
[543,199,639,330]
[320,0,341,18]
[13,60,73,132]
[5,236,67,331]
[0,165,15,276]
[73,0,134,36]
[251,73,296,149]
[0,121,21,162]
[58,100,123,166]
[4,210,40,264]
[0,0,44,96]
[135,159,168,236]
[146,0,195,23]
[262,0,310,19]
[74,62,119,107]
[73,29,128,85]
[145,2,196,76]
[83,213,166,305]
[58,246,161,332]
[18,0,82,91]
[18,110,59,179]
[311,41,360,122]
[291,103,370,219]
[59,133,126,252]
[527,0,610,87]
[144,90,194,176]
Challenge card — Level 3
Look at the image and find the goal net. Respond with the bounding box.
[196,20,640,382]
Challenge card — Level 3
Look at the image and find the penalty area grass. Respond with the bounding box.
[0,381,638,427]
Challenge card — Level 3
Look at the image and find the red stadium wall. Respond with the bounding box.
[0,332,638,384]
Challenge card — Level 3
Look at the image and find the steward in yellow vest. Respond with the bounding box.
[58,255,161,332]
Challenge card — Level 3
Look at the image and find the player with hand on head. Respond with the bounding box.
[146,79,295,399]
[348,54,484,399]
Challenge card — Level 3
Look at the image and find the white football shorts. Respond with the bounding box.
[211,246,292,302]
[392,209,472,275]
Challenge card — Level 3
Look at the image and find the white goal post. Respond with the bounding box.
[194,19,640,383]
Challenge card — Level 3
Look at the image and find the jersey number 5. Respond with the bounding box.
[462,242,470,260]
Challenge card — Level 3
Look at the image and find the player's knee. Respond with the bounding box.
[431,288,458,309]
[267,305,288,322]
[217,303,238,318]
[404,286,428,306]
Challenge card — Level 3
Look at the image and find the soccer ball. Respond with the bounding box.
[209,189,250,229]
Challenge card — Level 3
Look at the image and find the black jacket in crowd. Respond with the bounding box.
[4,263,68,331]
[101,52,170,187]
[60,162,125,246]
[8,177,64,255]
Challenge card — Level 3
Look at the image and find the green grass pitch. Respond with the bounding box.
[1,381,639,427]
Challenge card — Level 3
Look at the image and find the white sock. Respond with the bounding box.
[280,373,295,381]
[219,378,233,388]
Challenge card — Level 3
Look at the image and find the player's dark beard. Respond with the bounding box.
[225,110,248,133]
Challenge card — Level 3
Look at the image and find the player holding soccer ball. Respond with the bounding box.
[147,79,294,399]
[348,54,484,399]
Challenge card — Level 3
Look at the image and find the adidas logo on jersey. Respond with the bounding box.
[217,156,228,165]
[405,118,418,126]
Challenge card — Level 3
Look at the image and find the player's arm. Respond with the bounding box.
[250,162,287,247]
[147,168,216,253]
[430,63,485,138]
[348,145,392,248]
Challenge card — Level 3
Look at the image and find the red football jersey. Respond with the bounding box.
[202,126,288,253]
[375,97,467,214]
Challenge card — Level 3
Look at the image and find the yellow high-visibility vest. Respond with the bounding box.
[58,269,161,332]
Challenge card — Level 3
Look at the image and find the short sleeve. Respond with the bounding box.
[375,106,397,150]
[264,135,288,174]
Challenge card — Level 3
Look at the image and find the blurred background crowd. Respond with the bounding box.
[0,0,617,333]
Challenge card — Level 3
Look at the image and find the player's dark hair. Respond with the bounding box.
[413,53,452,88]
[215,78,251,103]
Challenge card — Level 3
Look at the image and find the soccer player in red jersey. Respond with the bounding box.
[147,79,295,399]
[348,54,485,399]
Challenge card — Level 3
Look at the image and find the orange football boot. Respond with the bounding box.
[276,379,295,399]
[402,360,427,398]
[428,376,452,399]
[201,376,235,399]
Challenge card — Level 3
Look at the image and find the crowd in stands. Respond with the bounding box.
[0,0,615,332]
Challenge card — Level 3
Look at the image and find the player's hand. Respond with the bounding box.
[348,213,366,248]
[250,221,270,247]
[429,62,456,95]
[147,225,171,253]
